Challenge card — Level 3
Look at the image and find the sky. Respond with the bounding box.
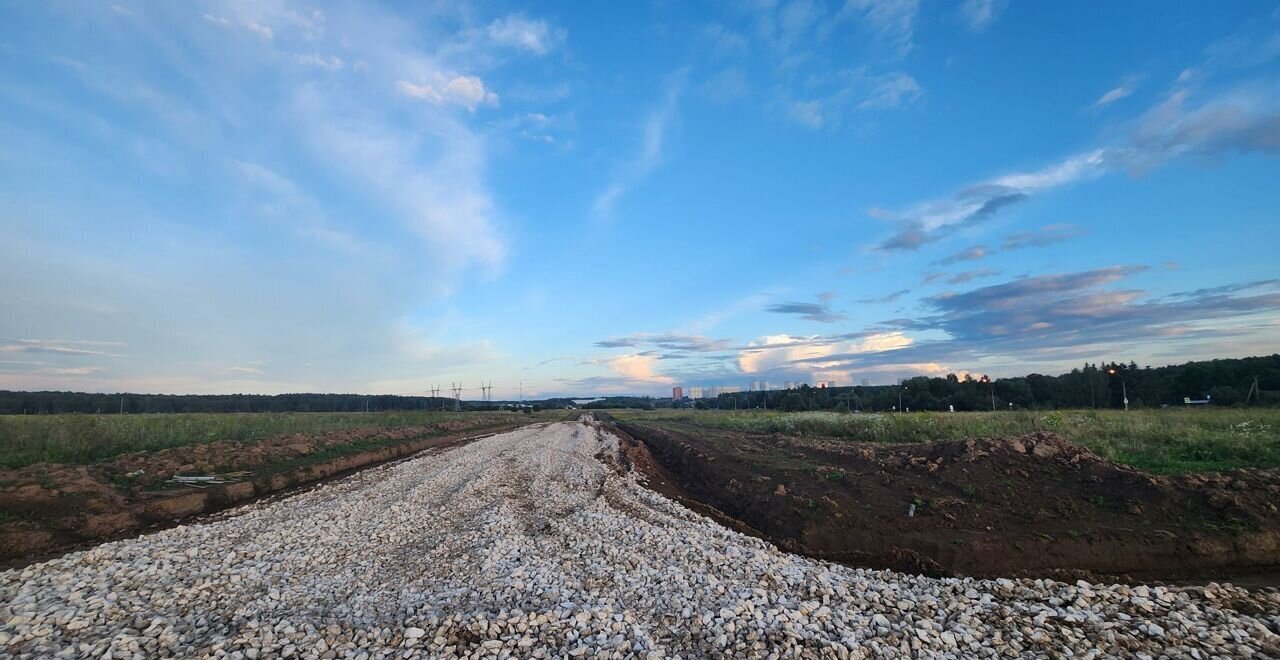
[1,1,1278,399]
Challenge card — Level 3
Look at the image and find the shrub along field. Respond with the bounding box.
[0,410,571,468]
[612,408,1280,474]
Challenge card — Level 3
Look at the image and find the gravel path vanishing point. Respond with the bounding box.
[3,420,1278,659]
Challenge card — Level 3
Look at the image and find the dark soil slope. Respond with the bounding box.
[619,420,1280,583]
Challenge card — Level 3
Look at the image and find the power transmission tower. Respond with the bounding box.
[451,382,463,412]
[430,385,441,411]
[482,381,492,403]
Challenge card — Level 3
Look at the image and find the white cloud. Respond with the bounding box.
[788,100,824,128]
[396,75,499,111]
[592,70,687,217]
[839,0,919,58]
[297,89,506,280]
[296,53,344,71]
[1092,75,1142,109]
[1094,85,1133,108]
[787,69,923,129]
[987,149,1109,195]
[244,21,274,40]
[0,339,125,357]
[203,13,274,40]
[229,366,265,376]
[0,0,543,394]
[486,15,564,55]
[957,0,1007,32]
[858,72,923,109]
[602,354,674,384]
[46,366,104,376]
[738,332,911,374]
[703,23,749,56]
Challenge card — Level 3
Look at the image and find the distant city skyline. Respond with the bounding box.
[2,2,1278,398]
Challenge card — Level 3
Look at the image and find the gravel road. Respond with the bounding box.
[2,420,1278,659]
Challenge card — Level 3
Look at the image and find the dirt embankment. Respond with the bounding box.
[0,418,527,565]
[616,420,1280,583]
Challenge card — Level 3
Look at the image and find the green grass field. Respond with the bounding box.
[0,410,568,468]
[613,408,1280,474]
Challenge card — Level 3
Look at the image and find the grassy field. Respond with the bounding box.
[613,408,1280,474]
[0,410,570,468]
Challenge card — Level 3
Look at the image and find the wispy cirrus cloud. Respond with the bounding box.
[875,76,1280,251]
[0,339,125,357]
[856,289,911,304]
[485,15,565,55]
[592,69,688,218]
[1165,279,1280,299]
[594,333,733,353]
[295,53,344,72]
[874,149,1106,251]
[1092,75,1141,109]
[839,0,919,59]
[203,13,272,40]
[932,245,990,266]
[1002,224,1087,250]
[945,268,1001,285]
[957,0,1007,32]
[787,69,923,129]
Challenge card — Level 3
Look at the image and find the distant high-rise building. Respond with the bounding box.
[861,378,871,387]
[672,386,683,400]
[818,380,836,388]
[689,386,705,399]
[749,380,770,392]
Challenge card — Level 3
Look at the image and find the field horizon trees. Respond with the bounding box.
[0,354,1276,416]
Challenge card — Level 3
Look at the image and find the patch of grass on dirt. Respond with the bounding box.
[0,411,524,468]
[615,408,1280,474]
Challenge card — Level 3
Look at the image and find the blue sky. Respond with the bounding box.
[1,1,1278,398]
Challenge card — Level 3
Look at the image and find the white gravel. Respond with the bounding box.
[3,420,1279,659]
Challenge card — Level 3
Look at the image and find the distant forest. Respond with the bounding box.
[0,392,576,415]
[586,354,1280,412]
[1,354,1276,414]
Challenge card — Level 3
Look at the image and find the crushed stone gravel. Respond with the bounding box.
[3,420,1279,658]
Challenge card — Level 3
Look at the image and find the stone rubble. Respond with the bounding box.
[2,420,1279,658]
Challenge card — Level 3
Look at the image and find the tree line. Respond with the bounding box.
[705,354,1278,412]
[0,392,467,415]
[1,354,1274,415]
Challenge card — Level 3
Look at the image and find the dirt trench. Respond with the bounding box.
[612,419,1280,585]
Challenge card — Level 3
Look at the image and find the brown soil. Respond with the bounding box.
[615,420,1280,584]
[0,418,527,566]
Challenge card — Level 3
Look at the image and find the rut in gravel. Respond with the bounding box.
[2,420,1278,659]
